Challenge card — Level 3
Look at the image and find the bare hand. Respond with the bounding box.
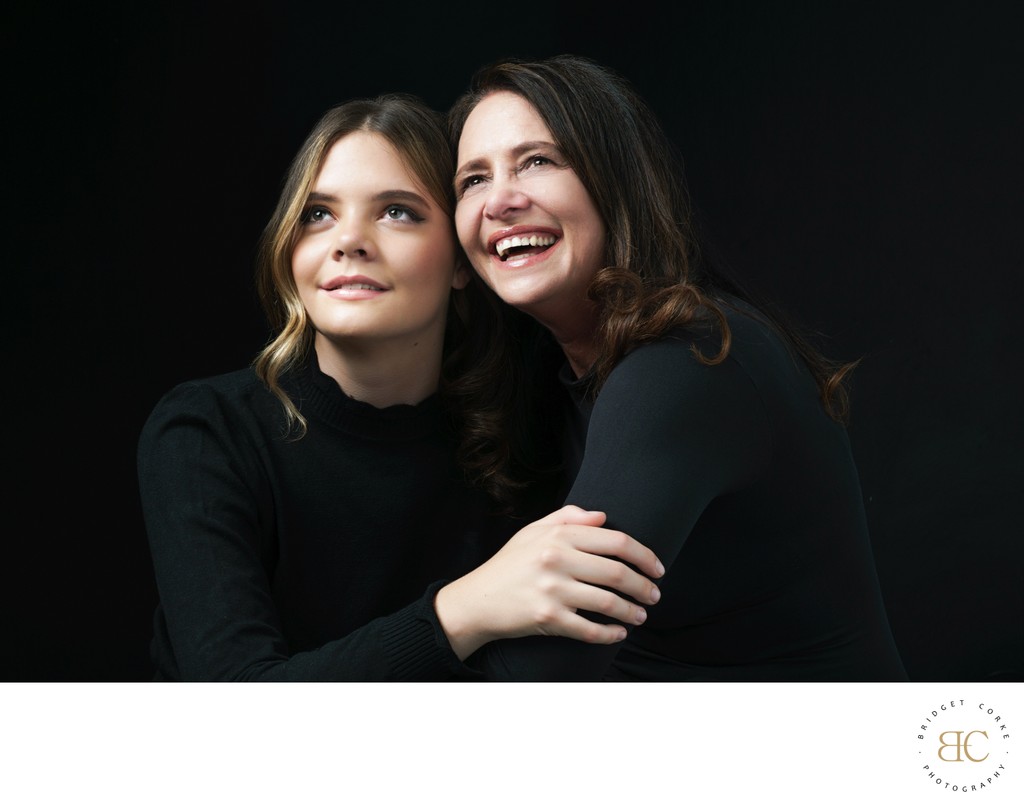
[435,505,664,660]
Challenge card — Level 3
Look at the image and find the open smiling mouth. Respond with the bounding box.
[494,234,557,262]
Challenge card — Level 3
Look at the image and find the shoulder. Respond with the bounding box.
[140,367,280,444]
[599,316,765,423]
[605,295,809,401]
[718,298,804,376]
[147,367,268,415]
[590,306,775,474]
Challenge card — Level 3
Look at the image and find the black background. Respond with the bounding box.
[6,1,1022,681]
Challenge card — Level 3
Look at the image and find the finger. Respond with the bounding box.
[565,578,650,627]
[563,525,666,580]
[543,610,629,645]
[555,551,661,606]
[541,504,607,527]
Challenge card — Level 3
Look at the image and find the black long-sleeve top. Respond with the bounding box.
[137,357,517,681]
[470,297,908,681]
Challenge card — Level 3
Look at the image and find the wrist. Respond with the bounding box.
[434,579,490,661]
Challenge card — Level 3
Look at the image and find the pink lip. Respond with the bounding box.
[321,274,389,300]
[321,274,388,291]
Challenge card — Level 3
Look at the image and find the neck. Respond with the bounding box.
[526,299,600,379]
[313,332,444,408]
[557,336,598,379]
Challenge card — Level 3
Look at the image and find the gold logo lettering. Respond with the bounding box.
[937,730,989,762]
[963,730,990,762]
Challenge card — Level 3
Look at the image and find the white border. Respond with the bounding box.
[1,683,1020,804]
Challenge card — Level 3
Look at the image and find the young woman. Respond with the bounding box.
[449,56,908,681]
[137,94,663,681]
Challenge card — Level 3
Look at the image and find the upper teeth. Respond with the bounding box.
[337,283,379,290]
[495,234,556,258]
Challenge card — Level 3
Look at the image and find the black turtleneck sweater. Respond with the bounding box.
[137,357,518,681]
[470,298,908,681]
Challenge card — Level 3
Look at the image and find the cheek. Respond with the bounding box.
[404,241,458,293]
[454,207,478,251]
[290,241,320,283]
[573,202,607,269]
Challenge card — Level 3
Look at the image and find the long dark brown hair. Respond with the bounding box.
[447,55,859,508]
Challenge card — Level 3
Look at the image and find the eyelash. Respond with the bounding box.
[300,205,331,224]
[457,154,555,195]
[299,204,424,225]
[457,175,483,194]
[384,205,424,223]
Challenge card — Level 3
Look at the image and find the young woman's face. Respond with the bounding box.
[454,91,606,322]
[292,132,465,349]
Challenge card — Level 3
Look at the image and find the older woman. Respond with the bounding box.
[449,55,907,681]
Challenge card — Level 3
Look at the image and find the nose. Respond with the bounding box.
[332,217,374,260]
[483,179,530,221]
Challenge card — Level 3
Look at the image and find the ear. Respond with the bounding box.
[451,256,471,290]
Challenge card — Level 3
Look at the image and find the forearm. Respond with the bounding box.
[157,581,476,681]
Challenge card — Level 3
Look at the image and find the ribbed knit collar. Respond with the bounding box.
[287,354,449,443]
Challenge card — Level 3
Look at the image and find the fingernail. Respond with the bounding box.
[655,560,665,576]
[650,585,661,604]
[636,608,647,624]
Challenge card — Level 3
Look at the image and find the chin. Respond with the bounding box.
[486,276,549,307]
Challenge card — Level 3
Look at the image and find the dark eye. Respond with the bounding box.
[521,154,556,173]
[384,205,423,223]
[300,205,332,224]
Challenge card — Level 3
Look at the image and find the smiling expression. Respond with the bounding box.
[454,91,607,328]
[291,131,466,353]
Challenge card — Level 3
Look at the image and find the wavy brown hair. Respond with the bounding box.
[447,55,859,506]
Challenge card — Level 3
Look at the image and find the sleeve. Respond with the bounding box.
[469,338,772,680]
[138,382,481,682]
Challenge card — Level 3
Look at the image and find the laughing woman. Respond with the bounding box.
[137,95,662,681]
[450,56,908,681]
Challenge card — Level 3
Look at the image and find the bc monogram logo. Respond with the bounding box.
[937,730,989,763]
[915,699,1013,794]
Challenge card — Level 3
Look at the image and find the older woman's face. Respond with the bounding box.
[454,91,606,325]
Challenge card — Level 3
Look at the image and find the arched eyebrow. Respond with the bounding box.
[306,190,429,206]
[370,189,430,206]
[453,158,488,185]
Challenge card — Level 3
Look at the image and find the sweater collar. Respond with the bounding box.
[289,354,449,442]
